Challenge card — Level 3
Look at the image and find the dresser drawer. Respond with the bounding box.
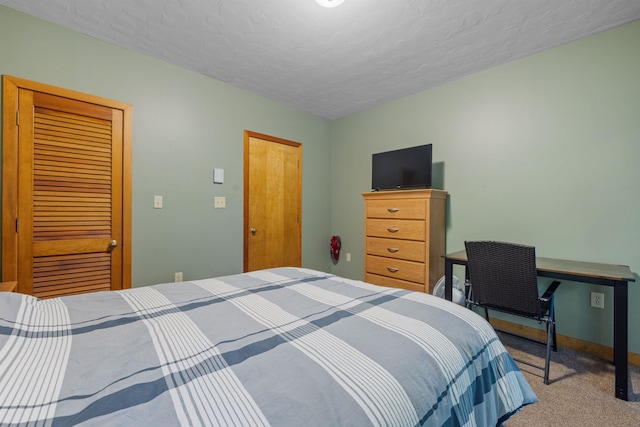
[366,237,425,262]
[366,199,425,219]
[366,255,425,284]
[365,273,425,293]
[366,219,425,241]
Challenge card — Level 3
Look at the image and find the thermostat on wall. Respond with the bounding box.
[213,168,224,184]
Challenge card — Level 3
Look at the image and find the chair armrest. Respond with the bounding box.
[540,280,561,302]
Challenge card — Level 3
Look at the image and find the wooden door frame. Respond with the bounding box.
[243,130,302,272]
[1,75,132,289]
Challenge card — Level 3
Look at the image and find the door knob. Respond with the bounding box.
[250,228,257,235]
[110,240,118,247]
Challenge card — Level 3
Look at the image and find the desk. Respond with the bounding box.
[444,250,635,401]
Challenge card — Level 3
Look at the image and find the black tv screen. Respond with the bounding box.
[372,144,432,190]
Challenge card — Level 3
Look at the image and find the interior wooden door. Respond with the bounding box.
[244,131,302,272]
[2,76,132,297]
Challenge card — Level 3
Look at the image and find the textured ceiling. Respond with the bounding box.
[2,0,639,119]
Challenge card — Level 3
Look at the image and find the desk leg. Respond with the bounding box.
[613,280,628,401]
[445,259,453,301]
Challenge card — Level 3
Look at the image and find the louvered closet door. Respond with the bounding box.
[17,90,124,298]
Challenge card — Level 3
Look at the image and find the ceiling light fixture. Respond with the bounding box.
[315,0,345,8]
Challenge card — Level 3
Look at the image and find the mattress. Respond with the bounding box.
[0,267,536,426]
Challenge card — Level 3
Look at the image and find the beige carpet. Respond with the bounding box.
[498,332,640,426]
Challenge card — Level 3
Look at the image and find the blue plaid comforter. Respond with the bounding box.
[0,267,536,426]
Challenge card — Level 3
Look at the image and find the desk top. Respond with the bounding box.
[445,250,635,283]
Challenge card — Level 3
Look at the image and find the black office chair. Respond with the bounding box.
[464,241,561,384]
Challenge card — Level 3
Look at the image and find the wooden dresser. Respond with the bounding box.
[362,189,447,293]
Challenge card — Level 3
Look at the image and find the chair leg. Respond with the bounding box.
[551,313,558,352]
[465,287,473,310]
[544,318,554,385]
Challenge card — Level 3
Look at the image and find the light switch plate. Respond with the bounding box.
[153,195,163,209]
[213,168,224,184]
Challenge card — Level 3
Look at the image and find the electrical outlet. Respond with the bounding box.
[591,292,604,309]
[174,272,183,282]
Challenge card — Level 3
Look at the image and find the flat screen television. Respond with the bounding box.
[371,144,432,191]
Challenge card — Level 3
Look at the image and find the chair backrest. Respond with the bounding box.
[464,241,541,318]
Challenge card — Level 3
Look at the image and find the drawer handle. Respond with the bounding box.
[387,267,399,273]
[387,208,399,213]
[387,247,399,253]
[387,228,399,233]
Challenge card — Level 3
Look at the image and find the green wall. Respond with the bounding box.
[330,21,640,353]
[1,5,639,354]
[0,6,333,286]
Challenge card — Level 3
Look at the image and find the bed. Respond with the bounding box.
[0,267,536,426]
